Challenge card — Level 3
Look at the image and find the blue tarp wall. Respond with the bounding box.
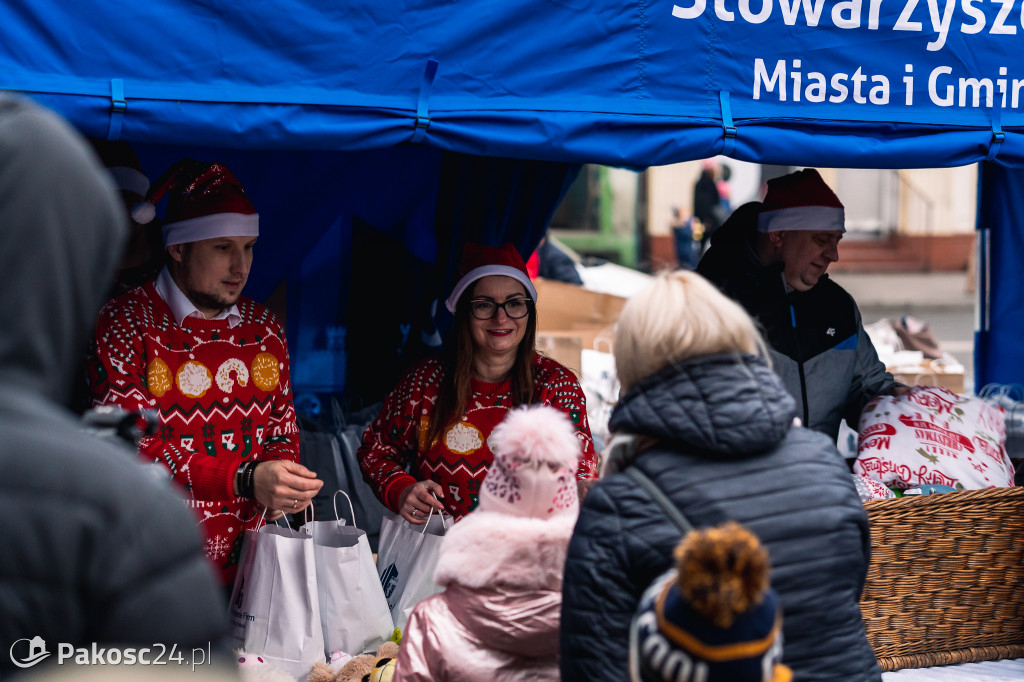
[1,0,1022,398]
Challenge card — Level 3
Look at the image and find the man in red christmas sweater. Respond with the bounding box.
[88,158,322,587]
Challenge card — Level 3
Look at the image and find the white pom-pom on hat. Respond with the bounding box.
[131,200,156,225]
[481,404,583,519]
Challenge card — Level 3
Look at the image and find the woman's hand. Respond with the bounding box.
[398,479,446,524]
[253,460,324,514]
[577,477,597,504]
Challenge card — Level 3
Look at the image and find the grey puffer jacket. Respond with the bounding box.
[560,353,880,682]
[0,95,229,674]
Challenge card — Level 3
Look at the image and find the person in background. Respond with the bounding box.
[394,404,581,681]
[560,270,879,682]
[692,159,722,254]
[669,206,700,270]
[358,242,598,523]
[716,162,733,216]
[88,157,321,590]
[697,168,905,443]
[535,234,583,285]
[88,138,165,297]
[0,94,230,674]
[630,522,792,682]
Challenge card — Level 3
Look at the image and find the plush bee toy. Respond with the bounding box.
[364,653,396,682]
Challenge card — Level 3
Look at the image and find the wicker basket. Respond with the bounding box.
[861,486,1024,671]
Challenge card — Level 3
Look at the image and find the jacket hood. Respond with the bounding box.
[608,353,797,455]
[0,96,126,405]
[435,510,575,590]
[704,201,761,257]
[433,510,574,656]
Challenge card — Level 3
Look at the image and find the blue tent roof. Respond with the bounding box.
[2,0,1021,168]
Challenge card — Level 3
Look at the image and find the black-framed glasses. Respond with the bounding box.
[468,297,533,320]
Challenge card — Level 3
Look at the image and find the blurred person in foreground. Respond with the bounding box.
[358,242,597,523]
[559,270,879,682]
[0,95,230,675]
[698,168,904,442]
[87,158,321,590]
[394,404,581,681]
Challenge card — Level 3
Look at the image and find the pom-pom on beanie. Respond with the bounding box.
[479,404,581,519]
[631,522,792,682]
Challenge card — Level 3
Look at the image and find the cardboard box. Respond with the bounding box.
[889,362,965,394]
[534,278,626,331]
[536,333,583,377]
[534,278,623,361]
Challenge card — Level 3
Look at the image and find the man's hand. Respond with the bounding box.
[890,385,911,397]
[398,480,445,524]
[253,460,323,513]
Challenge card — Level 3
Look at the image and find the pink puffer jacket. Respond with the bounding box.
[393,510,576,681]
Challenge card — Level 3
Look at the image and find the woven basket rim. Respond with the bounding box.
[862,484,1024,671]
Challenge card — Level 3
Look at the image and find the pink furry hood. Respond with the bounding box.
[434,510,577,590]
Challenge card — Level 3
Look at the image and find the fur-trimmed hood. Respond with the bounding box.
[423,509,577,658]
[434,509,576,590]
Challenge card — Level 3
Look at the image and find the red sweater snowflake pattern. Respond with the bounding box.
[88,281,299,585]
[357,353,597,519]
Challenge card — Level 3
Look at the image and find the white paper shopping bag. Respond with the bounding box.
[307,491,394,656]
[375,507,450,631]
[229,510,325,680]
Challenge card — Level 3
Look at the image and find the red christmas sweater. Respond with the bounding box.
[88,281,299,585]
[357,353,598,519]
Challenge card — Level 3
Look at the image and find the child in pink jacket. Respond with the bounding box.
[394,404,581,681]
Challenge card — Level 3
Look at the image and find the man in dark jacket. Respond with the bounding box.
[560,270,880,682]
[0,95,231,674]
[698,169,904,442]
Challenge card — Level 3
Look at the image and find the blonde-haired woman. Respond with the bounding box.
[560,270,880,682]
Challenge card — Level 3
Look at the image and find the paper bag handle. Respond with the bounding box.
[257,501,313,530]
[332,489,357,527]
[420,494,450,535]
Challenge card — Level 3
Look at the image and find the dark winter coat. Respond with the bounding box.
[537,239,583,286]
[698,203,897,440]
[0,95,229,674]
[559,353,880,682]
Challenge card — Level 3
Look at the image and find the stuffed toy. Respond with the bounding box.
[308,641,399,682]
[236,652,295,682]
[365,652,396,682]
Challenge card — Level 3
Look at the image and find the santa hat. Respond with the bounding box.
[479,404,581,519]
[756,168,845,234]
[444,242,538,314]
[130,158,259,247]
[88,139,150,198]
[630,522,792,682]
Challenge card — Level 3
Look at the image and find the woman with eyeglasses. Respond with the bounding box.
[357,242,598,524]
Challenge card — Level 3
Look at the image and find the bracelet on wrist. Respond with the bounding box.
[239,460,259,500]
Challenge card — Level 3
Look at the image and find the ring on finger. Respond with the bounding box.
[292,498,297,508]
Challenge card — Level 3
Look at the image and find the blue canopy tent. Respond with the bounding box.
[1,0,1022,401]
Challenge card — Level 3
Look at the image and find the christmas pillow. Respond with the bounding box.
[854,385,1013,491]
[852,473,897,502]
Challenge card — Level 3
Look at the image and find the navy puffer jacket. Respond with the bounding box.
[560,353,880,682]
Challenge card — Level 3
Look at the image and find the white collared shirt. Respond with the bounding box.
[153,266,242,328]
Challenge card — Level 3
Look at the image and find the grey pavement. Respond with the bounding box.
[830,271,975,312]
